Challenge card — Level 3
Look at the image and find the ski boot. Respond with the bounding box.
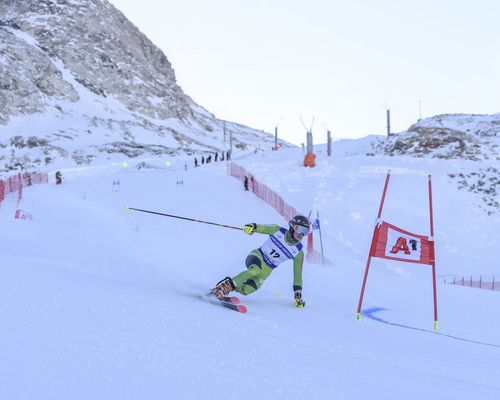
[210,277,235,299]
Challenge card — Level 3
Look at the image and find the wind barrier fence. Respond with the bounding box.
[0,172,49,207]
[445,276,499,292]
[228,162,331,265]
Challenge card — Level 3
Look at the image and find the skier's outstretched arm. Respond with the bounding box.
[242,223,280,235]
[293,251,305,308]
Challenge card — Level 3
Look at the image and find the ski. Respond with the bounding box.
[201,294,247,313]
[220,296,247,313]
[222,296,240,305]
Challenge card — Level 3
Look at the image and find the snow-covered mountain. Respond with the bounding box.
[361,113,500,215]
[0,0,287,174]
[369,113,500,160]
[1,1,499,215]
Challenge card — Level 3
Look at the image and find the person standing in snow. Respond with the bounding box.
[55,171,62,185]
[210,215,310,308]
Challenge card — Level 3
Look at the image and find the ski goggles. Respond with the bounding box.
[292,224,309,236]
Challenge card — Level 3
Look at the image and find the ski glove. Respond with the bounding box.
[294,290,305,308]
[243,223,257,235]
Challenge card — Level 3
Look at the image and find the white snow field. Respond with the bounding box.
[1,145,499,400]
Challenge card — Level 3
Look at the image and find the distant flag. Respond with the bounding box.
[315,211,325,267]
[312,217,321,231]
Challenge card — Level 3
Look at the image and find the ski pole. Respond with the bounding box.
[125,206,243,231]
[316,211,326,268]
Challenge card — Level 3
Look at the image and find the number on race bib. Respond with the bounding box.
[270,249,280,258]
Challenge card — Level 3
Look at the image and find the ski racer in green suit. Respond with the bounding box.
[210,215,310,308]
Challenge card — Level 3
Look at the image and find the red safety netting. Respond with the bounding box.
[228,162,329,264]
[445,276,499,291]
[0,172,49,207]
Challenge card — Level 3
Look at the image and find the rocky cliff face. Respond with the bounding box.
[1,0,192,120]
[0,0,287,173]
[365,113,500,215]
[368,114,500,161]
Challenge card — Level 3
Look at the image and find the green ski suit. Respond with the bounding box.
[232,224,304,296]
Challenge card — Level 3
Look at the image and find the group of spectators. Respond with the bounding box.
[194,150,231,168]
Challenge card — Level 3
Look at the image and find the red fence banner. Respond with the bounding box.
[445,276,498,292]
[228,162,331,265]
[371,221,435,265]
[228,162,298,221]
[0,171,49,209]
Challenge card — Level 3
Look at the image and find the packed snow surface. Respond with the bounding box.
[1,145,499,399]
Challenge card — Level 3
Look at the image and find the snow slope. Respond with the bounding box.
[1,145,499,399]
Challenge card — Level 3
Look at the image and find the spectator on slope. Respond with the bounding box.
[24,173,32,186]
[55,171,63,185]
[210,215,310,308]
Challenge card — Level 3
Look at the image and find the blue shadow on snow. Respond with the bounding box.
[362,307,500,349]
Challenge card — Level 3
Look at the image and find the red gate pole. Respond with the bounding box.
[357,170,391,320]
[428,175,439,331]
[356,233,376,320]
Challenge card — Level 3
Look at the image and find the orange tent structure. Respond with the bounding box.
[303,152,316,167]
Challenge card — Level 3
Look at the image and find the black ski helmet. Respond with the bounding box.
[290,215,310,228]
[289,215,310,236]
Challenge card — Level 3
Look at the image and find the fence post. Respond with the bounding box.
[493,276,495,291]
[479,276,482,289]
[0,179,4,205]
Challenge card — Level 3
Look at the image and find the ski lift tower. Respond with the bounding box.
[327,130,332,157]
[273,126,280,151]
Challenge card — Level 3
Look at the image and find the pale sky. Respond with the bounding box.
[109,0,500,145]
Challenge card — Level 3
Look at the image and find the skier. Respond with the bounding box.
[55,171,62,185]
[24,173,32,186]
[210,215,310,308]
